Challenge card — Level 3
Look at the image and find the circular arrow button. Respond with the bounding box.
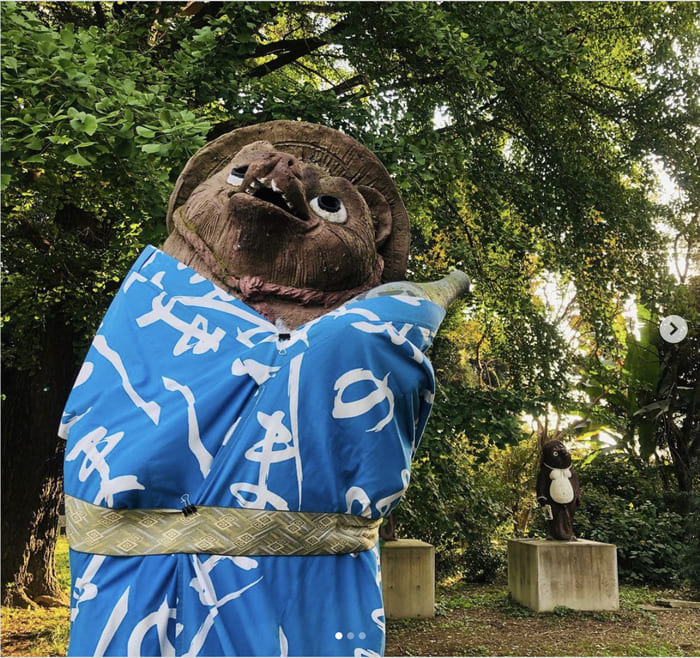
[659,315,688,344]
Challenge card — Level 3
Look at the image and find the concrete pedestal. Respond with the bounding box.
[380,539,435,618]
[508,538,618,612]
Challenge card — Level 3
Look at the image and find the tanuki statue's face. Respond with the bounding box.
[163,138,397,329]
[542,440,572,469]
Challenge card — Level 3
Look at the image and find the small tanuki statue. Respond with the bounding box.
[536,440,581,541]
[59,120,468,657]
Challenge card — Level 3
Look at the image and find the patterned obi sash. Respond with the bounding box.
[65,495,381,557]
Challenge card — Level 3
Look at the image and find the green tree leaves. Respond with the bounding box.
[68,110,98,137]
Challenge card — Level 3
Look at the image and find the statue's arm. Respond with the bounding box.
[352,270,470,311]
[413,270,470,309]
[535,469,549,505]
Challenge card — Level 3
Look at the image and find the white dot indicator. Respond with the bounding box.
[347,632,355,640]
[335,632,343,640]
[359,632,366,640]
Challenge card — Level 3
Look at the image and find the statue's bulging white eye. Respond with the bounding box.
[310,195,347,223]
[227,165,249,187]
[553,451,559,456]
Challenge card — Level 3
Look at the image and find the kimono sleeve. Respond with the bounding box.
[294,295,444,519]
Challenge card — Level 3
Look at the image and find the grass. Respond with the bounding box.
[54,536,71,593]
[580,642,681,657]
[1,605,70,657]
[438,583,505,611]
[387,575,700,657]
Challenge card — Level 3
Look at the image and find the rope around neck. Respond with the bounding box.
[171,208,383,307]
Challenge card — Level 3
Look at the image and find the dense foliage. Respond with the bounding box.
[683,496,700,594]
[2,2,698,600]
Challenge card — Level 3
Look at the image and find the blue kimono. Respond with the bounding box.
[61,246,444,657]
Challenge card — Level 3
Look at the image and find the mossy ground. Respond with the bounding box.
[387,579,700,656]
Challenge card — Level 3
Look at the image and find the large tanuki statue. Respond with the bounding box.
[536,440,581,541]
[60,121,468,656]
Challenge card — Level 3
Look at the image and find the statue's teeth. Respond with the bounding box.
[282,193,295,211]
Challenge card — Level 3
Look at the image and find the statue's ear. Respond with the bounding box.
[358,186,393,249]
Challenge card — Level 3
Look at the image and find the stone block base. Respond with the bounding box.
[508,538,619,612]
[380,539,435,618]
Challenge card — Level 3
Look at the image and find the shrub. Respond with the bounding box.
[681,494,700,594]
[395,433,509,577]
[459,538,506,583]
[394,382,532,579]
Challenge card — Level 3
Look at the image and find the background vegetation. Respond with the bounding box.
[2,1,699,608]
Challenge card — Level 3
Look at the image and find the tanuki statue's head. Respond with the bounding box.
[541,440,573,470]
[163,121,410,328]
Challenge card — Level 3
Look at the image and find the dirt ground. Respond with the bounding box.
[386,583,700,657]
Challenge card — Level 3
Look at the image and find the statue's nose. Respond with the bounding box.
[235,150,311,223]
[265,151,303,184]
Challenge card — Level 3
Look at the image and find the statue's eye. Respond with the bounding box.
[227,165,249,187]
[310,195,347,224]
[552,450,559,456]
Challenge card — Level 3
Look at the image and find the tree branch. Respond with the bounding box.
[291,60,337,89]
[253,36,326,58]
[13,218,52,253]
[246,37,328,78]
[331,74,366,97]
[590,76,635,95]
[246,18,349,79]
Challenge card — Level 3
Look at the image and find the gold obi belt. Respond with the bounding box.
[65,494,381,557]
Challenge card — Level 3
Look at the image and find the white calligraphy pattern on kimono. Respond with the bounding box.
[61,246,444,657]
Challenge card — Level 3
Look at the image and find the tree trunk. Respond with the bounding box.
[1,313,76,607]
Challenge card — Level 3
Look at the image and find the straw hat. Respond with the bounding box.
[166,120,410,282]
